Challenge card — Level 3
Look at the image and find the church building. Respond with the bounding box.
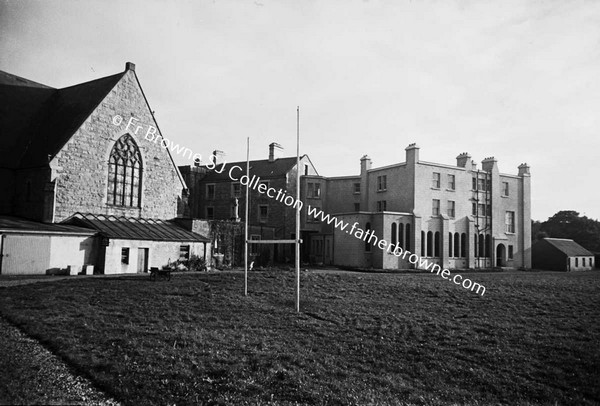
[0,63,210,275]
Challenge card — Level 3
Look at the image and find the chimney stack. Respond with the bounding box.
[405,143,420,165]
[481,156,497,172]
[456,152,471,168]
[125,62,136,72]
[518,163,530,176]
[268,142,283,162]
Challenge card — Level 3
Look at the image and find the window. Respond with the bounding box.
[478,178,486,191]
[259,205,269,223]
[448,232,452,257]
[505,211,515,233]
[485,234,491,257]
[353,183,361,194]
[107,135,143,207]
[308,206,321,222]
[308,182,321,198]
[434,232,440,257]
[232,183,241,198]
[354,203,360,211]
[460,233,466,257]
[432,172,441,189]
[179,245,190,261]
[454,233,460,257]
[432,199,440,216]
[472,202,477,216]
[583,258,586,267]
[377,200,387,212]
[448,200,455,218]
[399,223,404,248]
[421,231,426,256]
[304,164,309,176]
[250,235,261,255]
[206,184,215,200]
[365,223,371,252]
[502,182,509,197]
[472,177,477,190]
[478,203,485,216]
[405,224,411,251]
[391,223,397,246]
[427,231,433,257]
[121,248,130,264]
[508,245,514,259]
[377,175,387,191]
[448,174,455,190]
[575,257,579,267]
[206,207,214,219]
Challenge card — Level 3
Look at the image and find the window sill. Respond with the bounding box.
[446,188,455,192]
[431,187,441,191]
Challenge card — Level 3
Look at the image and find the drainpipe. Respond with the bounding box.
[0,234,4,274]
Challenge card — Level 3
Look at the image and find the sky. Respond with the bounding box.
[1,0,599,221]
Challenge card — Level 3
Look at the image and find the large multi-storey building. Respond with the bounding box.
[301,143,531,270]
[179,143,319,263]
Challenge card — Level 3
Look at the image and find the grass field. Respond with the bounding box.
[0,269,599,405]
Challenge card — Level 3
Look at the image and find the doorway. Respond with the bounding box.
[496,244,506,267]
[137,248,149,273]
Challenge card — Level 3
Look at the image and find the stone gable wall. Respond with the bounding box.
[51,71,184,222]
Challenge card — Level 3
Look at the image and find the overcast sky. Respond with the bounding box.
[1,0,599,221]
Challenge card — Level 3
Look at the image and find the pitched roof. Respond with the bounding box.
[62,213,210,242]
[0,215,96,235]
[543,238,593,257]
[0,70,124,168]
[201,156,303,182]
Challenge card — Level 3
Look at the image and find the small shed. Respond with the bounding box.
[63,213,211,274]
[532,238,595,271]
[0,215,97,275]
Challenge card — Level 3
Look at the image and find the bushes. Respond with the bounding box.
[170,255,207,272]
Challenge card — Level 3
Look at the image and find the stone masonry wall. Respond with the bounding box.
[51,70,184,222]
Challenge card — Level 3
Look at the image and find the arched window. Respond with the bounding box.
[460,233,466,257]
[448,233,453,257]
[398,223,404,248]
[427,231,433,257]
[107,134,143,207]
[421,231,426,256]
[485,234,491,258]
[365,222,371,252]
[434,232,440,257]
[405,224,411,251]
[454,233,460,258]
[478,234,485,258]
[391,223,397,246]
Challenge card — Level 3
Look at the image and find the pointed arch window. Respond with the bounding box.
[107,135,143,207]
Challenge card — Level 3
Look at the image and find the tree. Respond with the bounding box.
[539,211,600,252]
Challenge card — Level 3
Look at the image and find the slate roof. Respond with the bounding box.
[0,215,96,235]
[0,70,124,169]
[62,213,210,242]
[201,156,304,182]
[543,238,593,257]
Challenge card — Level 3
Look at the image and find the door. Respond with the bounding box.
[496,244,506,267]
[137,248,148,273]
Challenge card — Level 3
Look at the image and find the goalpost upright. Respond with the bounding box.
[244,107,302,312]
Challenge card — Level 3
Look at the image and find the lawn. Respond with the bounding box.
[0,269,599,405]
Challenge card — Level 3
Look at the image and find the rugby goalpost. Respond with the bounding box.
[244,107,302,312]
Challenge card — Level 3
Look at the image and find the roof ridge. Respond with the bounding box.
[0,70,55,88]
[56,71,125,91]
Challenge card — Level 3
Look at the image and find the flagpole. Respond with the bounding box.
[295,106,300,312]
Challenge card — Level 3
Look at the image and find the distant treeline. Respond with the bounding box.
[533,211,600,252]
